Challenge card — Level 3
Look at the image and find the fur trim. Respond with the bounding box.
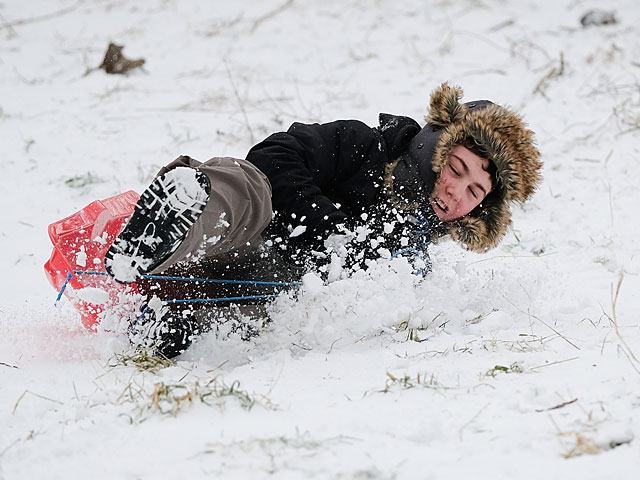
[426,83,466,126]
[426,82,542,251]
[383,157,421,212]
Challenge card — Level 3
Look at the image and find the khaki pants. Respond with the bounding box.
[149,155,273,274]
[135,155,299,324]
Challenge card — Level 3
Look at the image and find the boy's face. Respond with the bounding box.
[430,145,492,222]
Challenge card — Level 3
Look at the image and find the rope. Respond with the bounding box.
[54,271,73,306]
[71,270,300,287]
[54,270,298,308]
[134,294,281,323]
[165,295,280,304]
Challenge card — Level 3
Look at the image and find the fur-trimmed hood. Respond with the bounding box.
[420,83,542,251]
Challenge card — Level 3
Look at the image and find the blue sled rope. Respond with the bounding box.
[54,270,300,307]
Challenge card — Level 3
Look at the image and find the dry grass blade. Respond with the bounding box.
[223,59,255,144]
[107,349,175,373]
[251,0,294,33]
[530,356,579,370]
[561,431,600,458]
[151,383,194,416]
[484,362,523,378]
[603,270,639,366]
[380,371,444,394]
[534,52,565,98]
[0,1,80,31]
[535,398,577,412]
[121,376,264,422]
[504,294,580,351]
[13,390,63,414]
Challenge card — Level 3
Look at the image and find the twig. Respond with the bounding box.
[459,402,490,440]
[573,157,601,163]
[251,0,294,33]
[467,251,556,266]
[532,315,580,350]
[503,296,580,351]
[617,345,640,377]
[72,382,80,402]
[0,438,21,457]
[1,361,18,369]
[607,270,638,362]
[207,359,230,373]
[533,52,564,97]
[460,68,507,77]
[0,12,18,37]
[535,398,577,412]
[487,19,514,32]
[0,1,80,30]
[13,390,63,414]
[530,356,580,370]
[223,59,255,144]
[327,337,343,354]
[455,30,510,54]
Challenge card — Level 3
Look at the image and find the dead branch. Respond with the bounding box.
[0,12,18,37]
[503,295,580,351]
[251,0,294,33]
[223,59,255,144]
[535,398,578,412]
[534,52,564,98]
[0,1,80,31]
[617,345,640,377]
[487,19,514,32]
[458,402,490,440]
[530,356,580,370]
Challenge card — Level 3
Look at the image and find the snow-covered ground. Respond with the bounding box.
[2,0,640,478]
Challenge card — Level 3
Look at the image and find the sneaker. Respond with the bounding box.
[130,299,199,359]
[105,167,211,283]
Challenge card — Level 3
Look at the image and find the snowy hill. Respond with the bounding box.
[1,1,639,478]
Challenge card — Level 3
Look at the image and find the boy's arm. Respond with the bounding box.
[246,119,385,247]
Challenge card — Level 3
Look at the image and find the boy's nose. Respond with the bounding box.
[446,182,461,202]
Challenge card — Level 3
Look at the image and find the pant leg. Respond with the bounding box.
[149,155,273,273]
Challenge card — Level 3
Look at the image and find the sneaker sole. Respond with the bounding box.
[105,168,211,283]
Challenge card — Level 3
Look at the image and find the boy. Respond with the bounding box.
[105,83,542,357]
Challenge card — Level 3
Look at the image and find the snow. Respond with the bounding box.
[74,286,109,305]
[288,224,307,237]
[2,0,640,478]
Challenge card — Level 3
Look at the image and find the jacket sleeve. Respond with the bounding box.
[245,120,385,246]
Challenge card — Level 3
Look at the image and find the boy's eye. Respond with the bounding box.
[449,165,459,176]
[469,187,478,199]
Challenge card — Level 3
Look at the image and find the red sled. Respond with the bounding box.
[44,191,140,330]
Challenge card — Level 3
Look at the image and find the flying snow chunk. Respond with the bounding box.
[289,225,307,238]
[75,287,109,305]
[302,272,324,294]
[76,246,87,267]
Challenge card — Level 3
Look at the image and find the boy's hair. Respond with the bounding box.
[462,137,498,194]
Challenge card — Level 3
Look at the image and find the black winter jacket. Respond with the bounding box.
[246,114,434,257]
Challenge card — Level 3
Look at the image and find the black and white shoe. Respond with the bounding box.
[130,300,200,359]
[105,167,211,283]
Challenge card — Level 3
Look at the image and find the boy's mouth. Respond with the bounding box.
[431,197,448,213]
